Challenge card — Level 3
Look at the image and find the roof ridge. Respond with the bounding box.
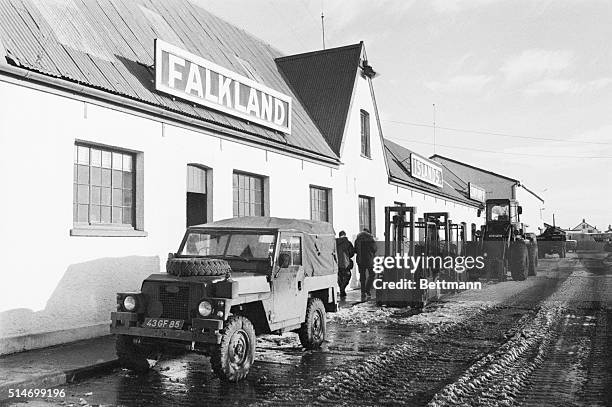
[275,42,363,62]
[431,153,519,183]
[187,1,287,58]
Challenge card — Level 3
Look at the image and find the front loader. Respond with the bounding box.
[481,199,536,281]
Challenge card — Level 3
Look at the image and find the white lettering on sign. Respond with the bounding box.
[154,39,292,134]
[410,154,444,188]
[469,182,486,202]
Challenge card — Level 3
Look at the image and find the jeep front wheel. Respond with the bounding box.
[210,316,256,382]
[299,298,326,349]
[115,335,157,373]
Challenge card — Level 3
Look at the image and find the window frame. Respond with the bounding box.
[360,109,371,158]
[232,170,267,218]
[70,141,146,237]
[186,164,213,227]
[279,234,302,267]
[358,195,375,235]
[309,185,333,223]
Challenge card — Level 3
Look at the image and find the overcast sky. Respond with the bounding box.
[195,0,612,231]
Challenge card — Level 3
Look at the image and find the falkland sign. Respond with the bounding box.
[410,153,444,188]
[154,39,292,134]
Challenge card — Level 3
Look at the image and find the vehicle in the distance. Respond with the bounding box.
[566,239,577,253]
[110,217,339,381]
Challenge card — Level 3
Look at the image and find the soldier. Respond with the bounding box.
[354,228,377,300]
[336,231,355,299]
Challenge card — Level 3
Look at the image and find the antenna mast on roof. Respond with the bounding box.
[321,0,326,49]
[433,103,437,155]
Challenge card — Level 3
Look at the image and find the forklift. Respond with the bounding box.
[376,206,467,308]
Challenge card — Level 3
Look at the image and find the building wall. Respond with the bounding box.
[514,185,544,234]
[0,72,479,354]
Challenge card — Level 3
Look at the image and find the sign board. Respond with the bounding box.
[468,182,486,203]
[154,39,292,134]
[410,154,443,188]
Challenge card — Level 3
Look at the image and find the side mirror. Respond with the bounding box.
[168,252,175,260]
[477,209,482,217]
[278,252,291,268]
[518,206,523,215]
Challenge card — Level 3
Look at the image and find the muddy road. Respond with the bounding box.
[7,251,612,407]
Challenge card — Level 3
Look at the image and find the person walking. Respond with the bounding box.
[354,228,377,300]
[336,230,355,299]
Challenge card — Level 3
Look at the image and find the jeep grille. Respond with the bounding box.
[159,285,190,320]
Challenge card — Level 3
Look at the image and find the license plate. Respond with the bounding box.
[143,318,184,329]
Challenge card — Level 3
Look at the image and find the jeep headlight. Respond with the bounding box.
[123,295,137,312]
[198,301,212,317]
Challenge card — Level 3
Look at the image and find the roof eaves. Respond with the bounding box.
[0,63,341,165]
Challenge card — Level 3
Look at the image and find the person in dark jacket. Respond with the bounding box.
[354,228,377,299]
[336,231,355,298]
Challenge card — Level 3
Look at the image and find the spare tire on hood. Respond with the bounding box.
[166,257,231,277]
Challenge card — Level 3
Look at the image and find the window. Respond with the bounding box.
[279,236,302,266]
[487,202,510,222]
[310,186,331,222]
[360,110,371,158]
[233,172,264,217]
[186,165,208,227]
[358,195,374,233]
[74,144,134,227]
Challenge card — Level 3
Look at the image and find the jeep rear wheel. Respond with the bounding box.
[299,298,326,350]
[210,316,256,382]
[116,335,157,373]
[166,258,231,277]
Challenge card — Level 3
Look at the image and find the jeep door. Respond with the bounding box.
[271,232,306,324]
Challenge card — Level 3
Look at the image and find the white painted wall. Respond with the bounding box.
[515,185,545,234]
[0,73,479,353]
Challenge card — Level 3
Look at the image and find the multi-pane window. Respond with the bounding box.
[358,195,374,232]
[360,109,370,157]
[74,144,134,226]
[233,172,264,217]
[310,186,330,222]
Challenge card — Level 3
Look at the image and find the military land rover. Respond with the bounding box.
[110,217,339,382]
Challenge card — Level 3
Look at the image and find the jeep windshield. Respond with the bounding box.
[179,230,276,261]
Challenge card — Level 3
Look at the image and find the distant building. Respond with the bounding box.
[565,219,605,241]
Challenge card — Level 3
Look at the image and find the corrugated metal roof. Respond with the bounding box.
[276,43,363,156]
[430,155,516,199]
[384,139,480,207]
[0,0,338,162]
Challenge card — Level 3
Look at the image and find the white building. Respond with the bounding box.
[0,0,481,354]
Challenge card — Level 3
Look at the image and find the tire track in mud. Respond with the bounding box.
[257,260,574,406]
[430,253,612,407]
